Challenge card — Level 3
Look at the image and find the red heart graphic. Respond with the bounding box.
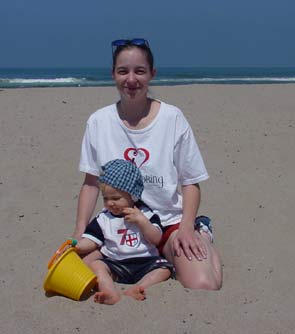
[124,148,150,168]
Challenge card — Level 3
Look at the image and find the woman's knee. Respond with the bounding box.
[178,271,222,290]
[174,251,223,290]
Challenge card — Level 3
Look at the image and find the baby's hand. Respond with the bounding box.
[123,207,146,225]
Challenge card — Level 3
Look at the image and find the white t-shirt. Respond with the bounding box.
[79,101,209,227]
[82,204,162,260]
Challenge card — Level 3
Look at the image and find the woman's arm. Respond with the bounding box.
[73,173,100,239]
[172,183,207,261]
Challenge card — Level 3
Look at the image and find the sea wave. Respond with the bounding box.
[0,77,114,88]
[152,76,295,85]
[0,77,86,87]
[8,77,84,84]
[1,67,295,88]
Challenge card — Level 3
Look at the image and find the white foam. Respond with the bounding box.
[152,76,295,84]
[7,77,83,84]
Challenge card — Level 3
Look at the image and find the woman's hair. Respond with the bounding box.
[112,44,154,72]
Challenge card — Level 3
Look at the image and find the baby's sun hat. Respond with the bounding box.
[99,159,144,201]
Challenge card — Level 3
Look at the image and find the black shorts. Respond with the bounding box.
[100,256,174,284]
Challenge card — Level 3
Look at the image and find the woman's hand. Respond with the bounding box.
[172,226,207,261]
[175,183,207,261]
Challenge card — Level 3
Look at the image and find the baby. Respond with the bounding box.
[76,159,173,304]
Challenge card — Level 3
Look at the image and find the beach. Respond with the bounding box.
[1,84,294,334]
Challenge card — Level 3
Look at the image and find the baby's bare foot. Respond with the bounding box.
[124,286,146,301]
[94,291,120,305]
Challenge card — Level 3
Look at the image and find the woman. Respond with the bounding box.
[73,38,222,290]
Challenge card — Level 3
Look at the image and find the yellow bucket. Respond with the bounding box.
[43,241,97,301]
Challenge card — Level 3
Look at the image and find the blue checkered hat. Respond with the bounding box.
[99,159,144,200]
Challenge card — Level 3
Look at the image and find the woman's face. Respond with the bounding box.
[112,47,156,101]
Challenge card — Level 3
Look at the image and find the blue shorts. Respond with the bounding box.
[100,256,174,284]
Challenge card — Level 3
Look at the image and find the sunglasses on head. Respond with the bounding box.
[111,38,150,55]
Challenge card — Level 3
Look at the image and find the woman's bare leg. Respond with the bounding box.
[124,268,171,301]
[89,260,120,305]
[163,230,222,290]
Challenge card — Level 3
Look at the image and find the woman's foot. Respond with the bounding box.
[94,290,120,305]
[124,286,146,301]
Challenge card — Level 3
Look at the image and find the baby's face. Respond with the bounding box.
[101,184,134,216]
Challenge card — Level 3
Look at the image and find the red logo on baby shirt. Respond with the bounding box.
[118,229,139,247]
[124,148,149,168]
[125,233,139,247]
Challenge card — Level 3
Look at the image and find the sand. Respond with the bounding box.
[1,84,294,334]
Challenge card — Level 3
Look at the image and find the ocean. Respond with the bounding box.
[1,67,295,89]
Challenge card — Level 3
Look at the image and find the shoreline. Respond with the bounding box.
[1,81,295,90]
[2,66,295,88]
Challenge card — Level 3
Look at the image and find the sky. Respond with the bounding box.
[1,0,295,68]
